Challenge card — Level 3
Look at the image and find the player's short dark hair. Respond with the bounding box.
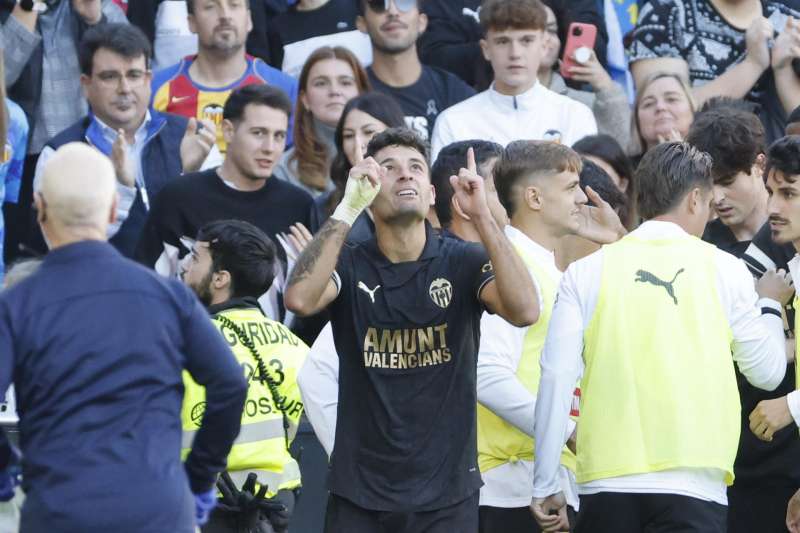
[196,219,276,299]
[765,136,800,184]
[685,107,765,181]
[187,0,251,14]
[480,0,547,34]
[223,84,293,123]
[366,127,430,167]
[79,23,152,75]
[432,140,503,228]
[580,158,629,224]
[494,140,582,218]
[572,134,634,187]
[636,142,712,220]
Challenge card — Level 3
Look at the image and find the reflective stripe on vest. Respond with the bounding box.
[579,234,738,485]
[228,461,302,492]
[182,418,286,449]
[476,241,577,473]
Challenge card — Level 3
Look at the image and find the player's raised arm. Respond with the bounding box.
[450,148,539,326]
[284,149,382,316]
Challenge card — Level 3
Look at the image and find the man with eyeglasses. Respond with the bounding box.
[357,0,475,141]
[31,23,219,258]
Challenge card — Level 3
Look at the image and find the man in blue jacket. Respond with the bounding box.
[0,142,248,531]
[33,22,218,257]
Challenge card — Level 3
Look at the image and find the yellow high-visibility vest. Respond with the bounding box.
[477,242,577,473]
[181,306,308,496]
[579,234,738,485]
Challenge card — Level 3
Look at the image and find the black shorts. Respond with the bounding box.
[727,483,797,533]
[324,491,479,533]
[479,504,577,533]
[575,492,727,533]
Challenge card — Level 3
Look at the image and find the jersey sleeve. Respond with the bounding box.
[461,242,496,303]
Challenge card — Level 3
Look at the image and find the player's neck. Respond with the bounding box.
[513,215,559,252]
[730,202,767,243]
[370,47,422,87]
[190,50,249,88]
[449,219,482,243]
[296,0,328,10]
[375,219,427,262]
[217,162,268,192]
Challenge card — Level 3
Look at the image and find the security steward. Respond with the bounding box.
[531,142,790,533]
[180,219,308,533]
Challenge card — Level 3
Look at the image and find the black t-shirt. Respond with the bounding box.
[267,0,366,77]
[328,224,494,511]
[629,0,800,142]
[703,219,800,486]
[367,65,476,141]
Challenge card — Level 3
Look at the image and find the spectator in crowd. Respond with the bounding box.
[0,142,248,532]
[430,0,597,161]
[267,0,372,78]
[0,56,29,279]
[628,0,800,142]
[136,84,313,322]
[431,140,506,241]
[537,3,631,148]
[312,91,406,236]
[556,158,630,269]
[417,0,609,91]
[687,105,800,533]
[573,133,636,227]
[127,0,198,71]
[1,0,127,263]
[274,46,370,197]
[357,0,476,140]
[151,0,298,154]
[128,0,279,69]
[33,24,216,258]
[630,71,696,160]
[180,219,309,533]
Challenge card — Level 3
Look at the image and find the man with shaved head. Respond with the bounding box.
[0,142,248,532]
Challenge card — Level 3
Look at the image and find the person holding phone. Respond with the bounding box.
[430,0,597,162]
[537,3,631,149]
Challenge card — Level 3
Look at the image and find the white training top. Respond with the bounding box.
[532,220,786,506]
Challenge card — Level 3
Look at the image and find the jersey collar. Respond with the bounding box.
[208,296,263,316]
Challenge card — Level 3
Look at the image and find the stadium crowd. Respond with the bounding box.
[3,0,800,532]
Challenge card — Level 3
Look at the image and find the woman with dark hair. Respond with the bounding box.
[573,133,637,228]
[274,46,370,196]
[311,92,406,237]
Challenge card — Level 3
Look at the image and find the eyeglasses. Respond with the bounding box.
[365,0,417,14]
[93,69,149,89]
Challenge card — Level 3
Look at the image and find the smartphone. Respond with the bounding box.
[560,23,598,79]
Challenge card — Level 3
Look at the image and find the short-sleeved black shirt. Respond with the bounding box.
[328,224,495,511]
[367,65,476,141]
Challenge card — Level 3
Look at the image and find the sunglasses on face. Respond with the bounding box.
[365,0,417,14]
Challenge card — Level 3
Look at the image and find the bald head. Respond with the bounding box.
[38,143,116,231]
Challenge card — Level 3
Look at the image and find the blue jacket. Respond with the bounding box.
[0,241,247,532]
[45,110,187,257]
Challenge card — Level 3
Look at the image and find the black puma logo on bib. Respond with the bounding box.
[634,268,685,305]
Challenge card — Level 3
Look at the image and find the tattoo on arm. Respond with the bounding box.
[287,219,348,287]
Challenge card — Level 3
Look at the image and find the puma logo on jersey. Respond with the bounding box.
[358,281,381,303]
[634,268,684,305]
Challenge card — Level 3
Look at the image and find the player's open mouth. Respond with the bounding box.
[397,189,418,197]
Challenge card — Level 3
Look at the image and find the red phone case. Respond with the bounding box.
[560,23,598,79]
